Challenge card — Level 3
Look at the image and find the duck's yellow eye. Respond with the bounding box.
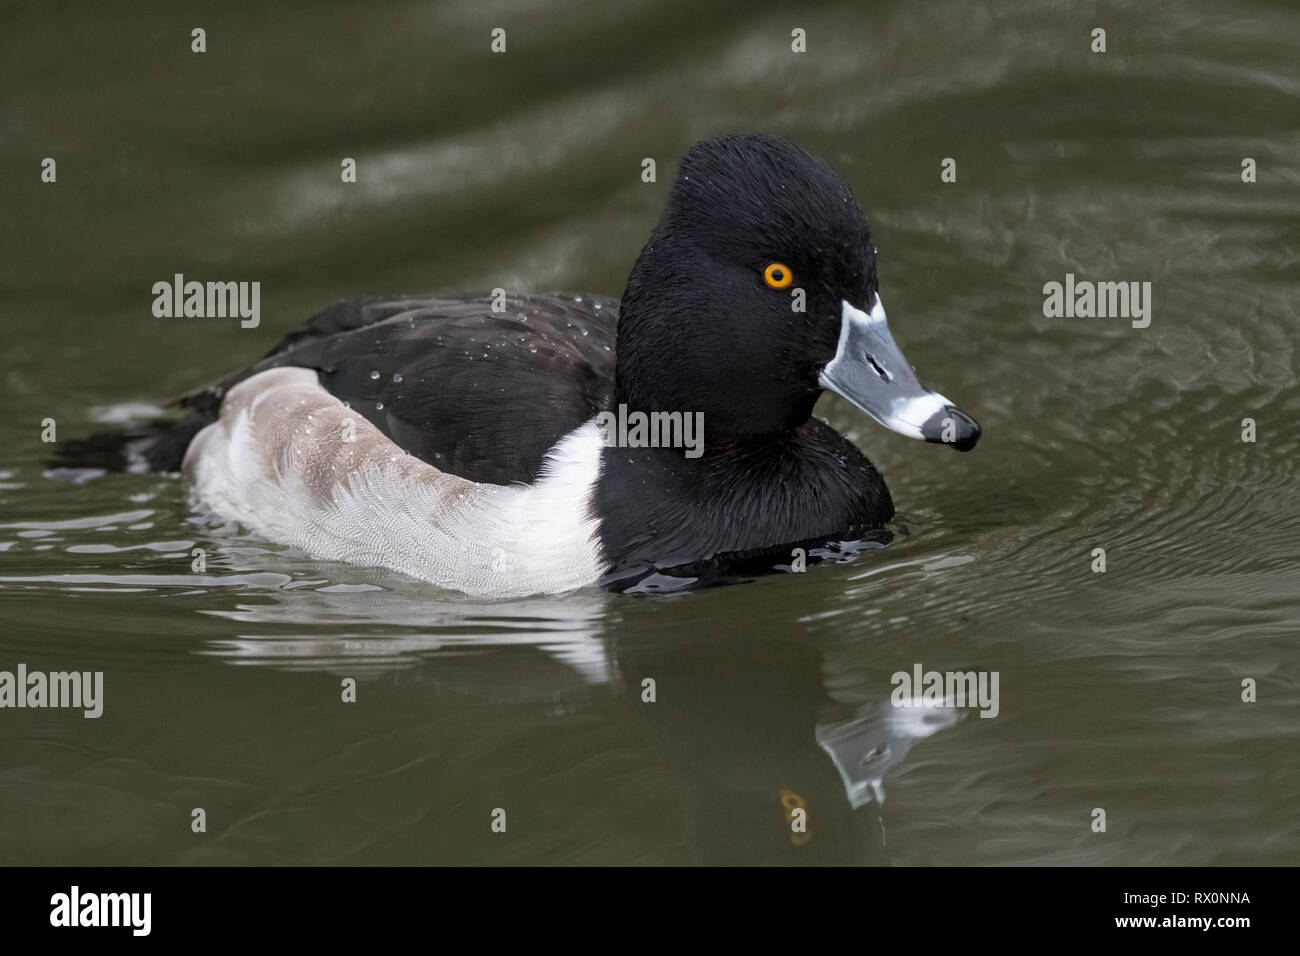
[763,262,794,288]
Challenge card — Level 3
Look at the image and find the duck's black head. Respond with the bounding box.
[616,133,979,451]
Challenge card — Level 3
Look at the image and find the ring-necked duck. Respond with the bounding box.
[64,134,980,596]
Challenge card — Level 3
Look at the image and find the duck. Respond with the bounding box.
[65,133,981,597]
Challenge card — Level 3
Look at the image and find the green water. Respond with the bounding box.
[1,0,1297,864]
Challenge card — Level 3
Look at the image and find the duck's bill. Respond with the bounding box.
[818,297,980,452]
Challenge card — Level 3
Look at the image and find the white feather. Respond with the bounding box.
[183,367,607,597]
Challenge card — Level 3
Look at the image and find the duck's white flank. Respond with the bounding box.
[182,367,607,597]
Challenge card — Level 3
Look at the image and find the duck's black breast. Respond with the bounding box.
[595,418,894,588]
[185,293,618,485]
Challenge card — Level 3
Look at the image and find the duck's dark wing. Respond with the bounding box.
[41,293,617,481]
[192,292,619,485]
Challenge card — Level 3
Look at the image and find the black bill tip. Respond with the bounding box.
[922,405,981,452]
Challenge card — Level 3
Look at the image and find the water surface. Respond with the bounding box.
[1,0,1297,864]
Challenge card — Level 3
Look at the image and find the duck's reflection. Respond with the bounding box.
[615,628,959,864]
[201,578,958,864]
[199,578,616,685]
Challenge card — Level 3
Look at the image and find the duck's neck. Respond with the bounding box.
[593,418,893,584]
